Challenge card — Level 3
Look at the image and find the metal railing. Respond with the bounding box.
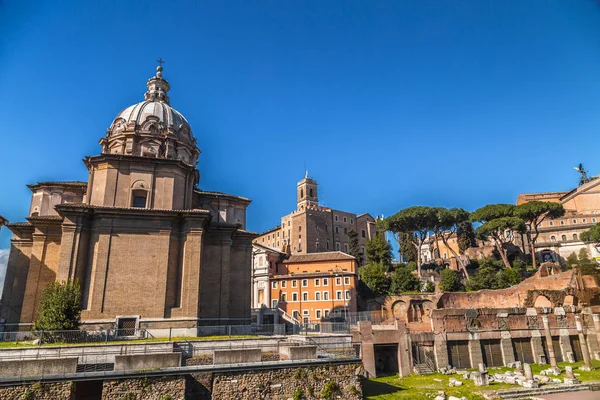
[0,329,152,345]
[0,338,360,381]
[0,322,351,349]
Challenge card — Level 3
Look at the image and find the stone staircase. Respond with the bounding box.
[414,362,435,375]
[497,382,596,399]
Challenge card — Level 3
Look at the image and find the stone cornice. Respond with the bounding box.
[84,153,198,172]
[56,203,212,222]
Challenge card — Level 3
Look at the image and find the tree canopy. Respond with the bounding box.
[513,201,565,269]
[359,263,391,296]
[581,223,600,245]
[432,207,471,278]
[365,231,393,267]
[457,221,477,254]
[348,230,362,264]
[472,204,525,269]
[390,267,420,294]
[398,232,417,263]
[464,258,522,291]
[383,206,439,276]
[33,280,81,332]
[470,204,515,223]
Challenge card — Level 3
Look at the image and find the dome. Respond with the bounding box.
[100,64,200,165]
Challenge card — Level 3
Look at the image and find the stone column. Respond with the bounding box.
[524,363,533,380]
[542,316,559,371]
[559,329,574,363]
[575,316,593,370]
[500,331,516,366]
[358,321,376,378]
[593,314,600,360]
[434,335,449,370]
[396,321,411,377]
[468,334,484,369]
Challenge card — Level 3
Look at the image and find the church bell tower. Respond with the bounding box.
[297,172,318,210]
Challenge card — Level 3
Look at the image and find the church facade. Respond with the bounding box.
[0,65,255,333]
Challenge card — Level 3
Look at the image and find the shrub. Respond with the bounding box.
[293,388,305,400]
[389,267,420,294]
[33,280,81,332]
[439,269,464,292]
[359,263,391,295]
[422,280,435,293]
[321,381,340,400]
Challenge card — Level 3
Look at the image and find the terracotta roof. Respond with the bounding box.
[27,215,63,221]
[194,189,251,203]
[27,181,87,190]
[257,226,281,236]
[56,203,211,214]
[286,251,356,263]
[6,221,32,227]
[253,242,285,254]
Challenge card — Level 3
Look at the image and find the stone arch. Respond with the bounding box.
[391,300,406,319]
[563,295,577,306]
[534,295,552,308]
[131,180,150,190]
[407,299,434,323]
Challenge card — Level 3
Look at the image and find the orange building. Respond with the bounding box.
[269,252,358,323]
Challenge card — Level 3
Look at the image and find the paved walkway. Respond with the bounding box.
[534,391,600,399]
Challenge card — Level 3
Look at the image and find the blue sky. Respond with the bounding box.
[1,1,600,255]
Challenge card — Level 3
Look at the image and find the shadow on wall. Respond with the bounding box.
[0,249,8,298]
[1,248,56,326]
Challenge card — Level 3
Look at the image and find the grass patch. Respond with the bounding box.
[0,335,261,348]
[364,360,600,400]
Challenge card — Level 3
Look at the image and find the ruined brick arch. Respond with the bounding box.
[407,300,434,323]
[533,295,552,308]
[391,300,407,319]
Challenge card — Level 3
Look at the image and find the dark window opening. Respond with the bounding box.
[132,190,147,208]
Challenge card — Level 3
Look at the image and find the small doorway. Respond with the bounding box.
[447,341,471,369]
[481,339,503,367]
[571,335,584,362]
[374,344,399,376]
[513,338,534,364]
[412,342,434,366]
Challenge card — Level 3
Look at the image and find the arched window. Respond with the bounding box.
[300,189,304,198]
[573,233,578,240]
[309,188,313,197]
[551,236,556,242]
[561,234,567,241]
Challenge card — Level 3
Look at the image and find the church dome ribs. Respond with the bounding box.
[101,64,199,165]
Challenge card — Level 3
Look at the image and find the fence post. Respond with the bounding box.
[105,329,109,344]
[40,331,44,346]
[169,327,172,342]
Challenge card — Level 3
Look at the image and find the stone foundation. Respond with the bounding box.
[0,361,362,400]
[102,376,186,400]
[0,382,73,400]
[211,362,363,400]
